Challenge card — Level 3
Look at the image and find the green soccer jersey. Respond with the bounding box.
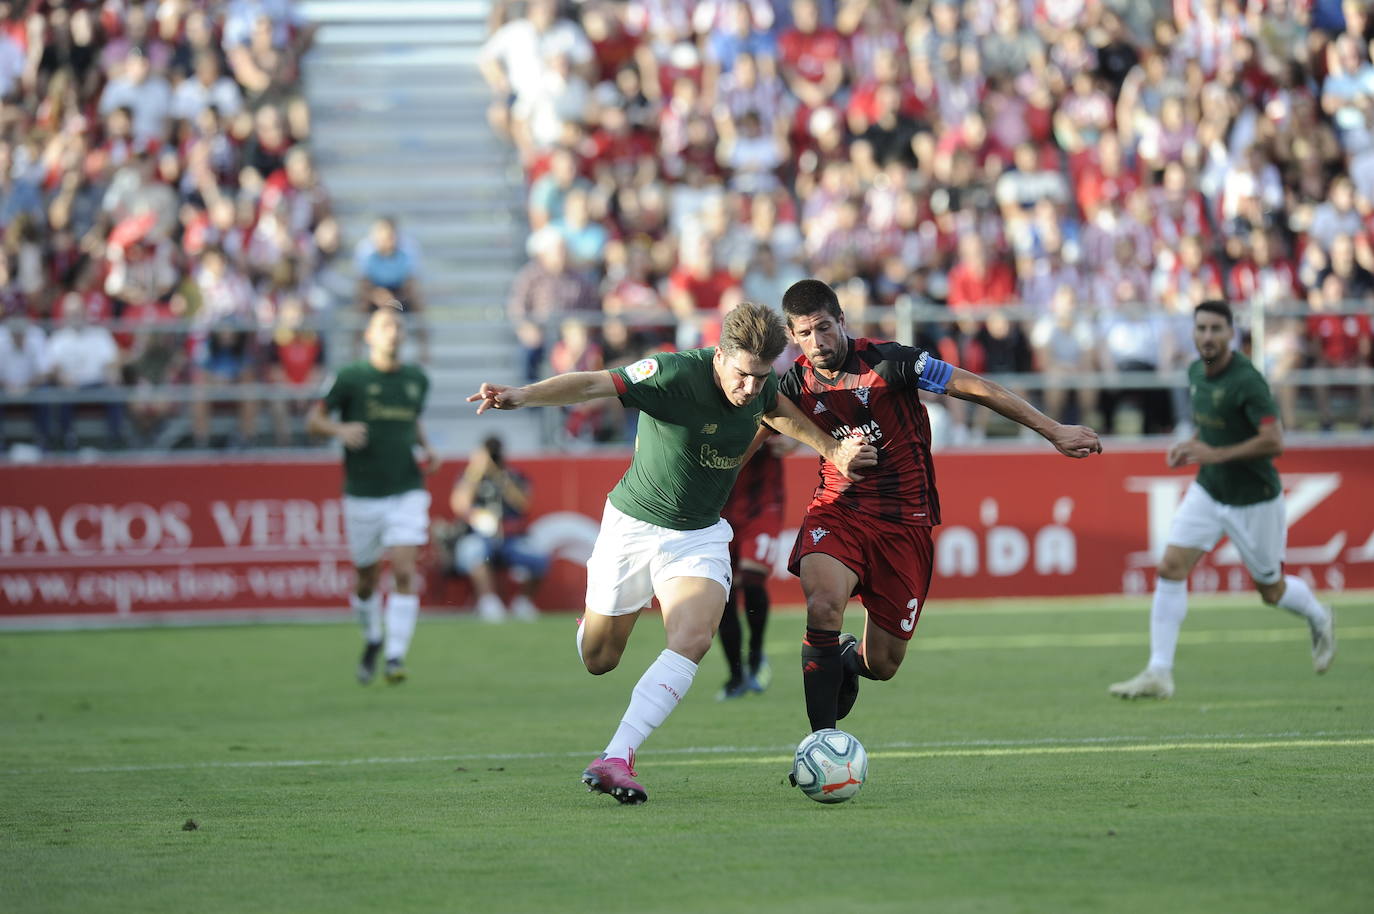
[1188,352,1281,506]
[323,361,429,498]
[608,348,779,530]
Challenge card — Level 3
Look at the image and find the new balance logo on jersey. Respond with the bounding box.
[810,527,830,544]
[701,423,717,434]
[855,386,871,407]
[813,400,828,414]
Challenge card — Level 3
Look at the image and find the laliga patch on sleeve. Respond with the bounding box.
[626,358,659,383]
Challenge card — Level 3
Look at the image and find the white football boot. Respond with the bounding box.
[1310,605,1336,674]
[1108,666,1175,699]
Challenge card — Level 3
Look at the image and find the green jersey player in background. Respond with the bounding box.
[1109,300,1336,699]
[307,307,436,686]
[467,303,876,804]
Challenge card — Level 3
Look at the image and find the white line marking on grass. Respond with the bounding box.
[8,730,1370,776]
[911,625,1374,651]
[660,738,1374,767]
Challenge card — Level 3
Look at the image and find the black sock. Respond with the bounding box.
[741,576,769,671]
[718,589,745,683]
[842,639,880,681]
[802,627,842,731]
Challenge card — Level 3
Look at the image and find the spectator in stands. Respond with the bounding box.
[552,186,609,275]
[171,51,244,121]
[355,216,423,314]
[479,0,594,145]
[508,228,599,381]
[947,234,1016,309]
[1031,285,1102,426]
[1308,273,1374,431]
[667,232,740,348]
[45,292,123,449]
[98,49,171,147]
[451,435,550,623]
[266,295,324,447]
[0,311,50,450]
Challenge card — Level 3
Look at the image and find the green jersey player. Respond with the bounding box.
[1109,301,1336,699]
[307,308,436,686]
[467,302,876,804]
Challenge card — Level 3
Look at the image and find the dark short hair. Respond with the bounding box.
[1194,300,1233,327]
[781,279,841,323]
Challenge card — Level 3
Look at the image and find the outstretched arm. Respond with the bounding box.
[764,394,878,481]
[467,371,619,413]
[945,367,1103,458]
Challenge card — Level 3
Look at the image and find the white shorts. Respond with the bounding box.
[584,500,733,616]
[343,489,432,568]
[1167,482,1285,585]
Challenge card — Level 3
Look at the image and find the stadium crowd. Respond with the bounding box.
[483,0,1374,441]
[0,0,344,451]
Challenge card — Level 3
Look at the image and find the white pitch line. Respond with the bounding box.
[5,730,1370,777]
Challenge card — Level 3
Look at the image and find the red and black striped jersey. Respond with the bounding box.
[723,432,784,522]
[778,337,952,527]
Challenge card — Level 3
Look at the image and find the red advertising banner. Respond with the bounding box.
[1,445,1371,621]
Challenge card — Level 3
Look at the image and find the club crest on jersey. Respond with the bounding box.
[626,358,658,384]
[813,400,828,414]
[406,382,420,400]
[855,386,871,407]
[701,423,717,434]
[809,527,830,545]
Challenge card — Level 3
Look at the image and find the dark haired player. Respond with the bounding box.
[775,279,1102,735]
[1109,300,1335,699]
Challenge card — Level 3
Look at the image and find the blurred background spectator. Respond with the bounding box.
[0,0,335,452]
[478,0,1373,440]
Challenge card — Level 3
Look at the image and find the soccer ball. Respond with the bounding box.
[791,728,867,804]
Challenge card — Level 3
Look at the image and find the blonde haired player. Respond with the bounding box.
[468,302,876,804]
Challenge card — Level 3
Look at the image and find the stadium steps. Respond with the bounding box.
[299,0,538,454]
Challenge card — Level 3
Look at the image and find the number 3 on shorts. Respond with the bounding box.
[900,598,920,633]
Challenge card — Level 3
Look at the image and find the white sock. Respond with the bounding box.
[1148,577,1189,671]
[1275,575,1325,623]
[384,593,420,661]
[576,617,586,663]
[603,649,698,762]
[351,592,382,643]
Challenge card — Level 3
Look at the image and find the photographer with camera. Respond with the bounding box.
[449,435,550,622]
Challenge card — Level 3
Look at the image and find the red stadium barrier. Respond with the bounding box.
[1,446,1371,621]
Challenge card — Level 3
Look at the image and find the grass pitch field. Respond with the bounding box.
[2,593,1371,914]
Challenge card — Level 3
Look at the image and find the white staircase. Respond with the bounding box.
[300,0,541,453]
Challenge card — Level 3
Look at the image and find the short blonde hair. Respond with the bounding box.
[718,301,787,362]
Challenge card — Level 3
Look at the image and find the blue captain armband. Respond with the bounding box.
[914,353,953,394]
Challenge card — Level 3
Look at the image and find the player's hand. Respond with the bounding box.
[831,435,879,482]
[336,422,368,450]
[1048,424,1102,459]
[1167,439,1214,466]
[466,382,525,414]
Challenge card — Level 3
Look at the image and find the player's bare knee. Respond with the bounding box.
[1155,561,1188,582]
[666,629,713,665]
[1256,579,1284,605]
[582,650,620,676]
[805,594,847,631]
